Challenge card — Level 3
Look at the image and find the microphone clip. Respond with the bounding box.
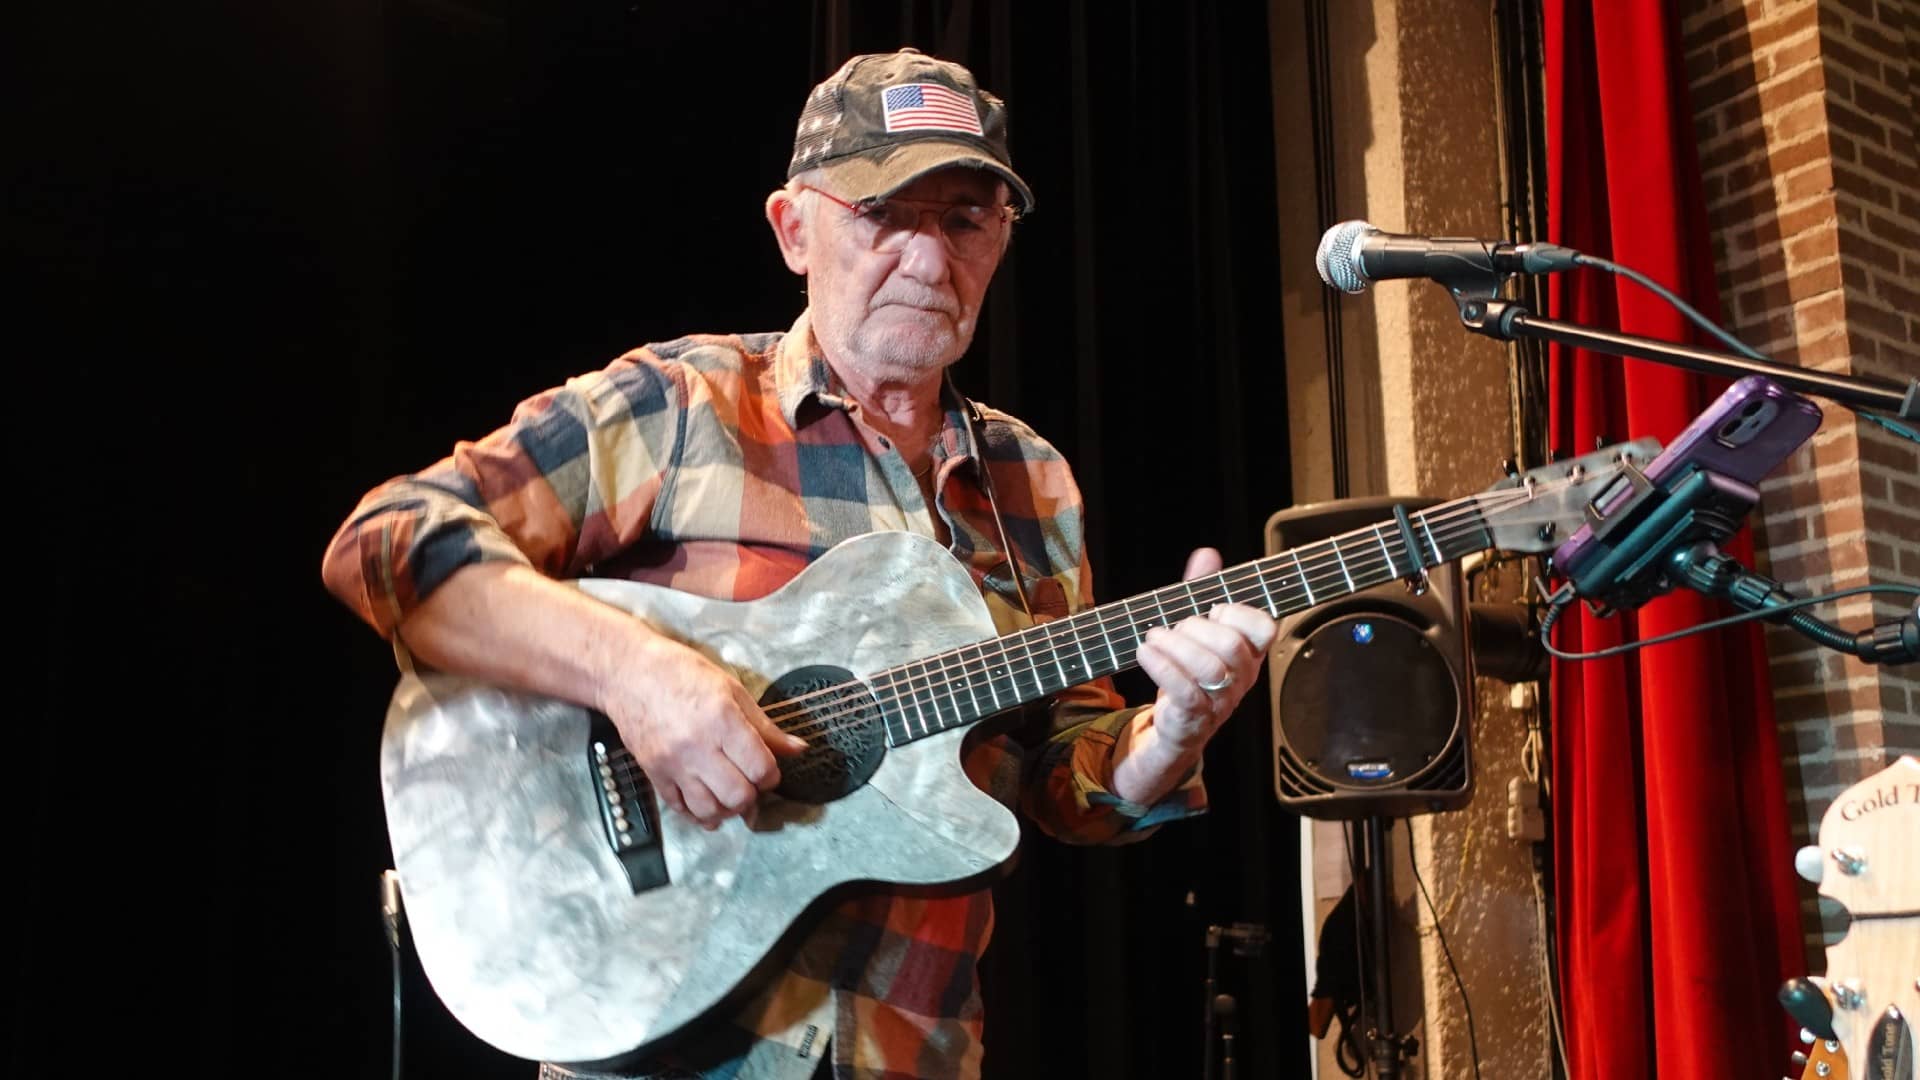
[1456,296,1530,338]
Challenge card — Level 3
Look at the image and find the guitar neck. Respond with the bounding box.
[879,494,1495,745]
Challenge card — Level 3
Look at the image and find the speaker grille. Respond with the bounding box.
[1265,497,1475,820]
[1272,612,1473,819]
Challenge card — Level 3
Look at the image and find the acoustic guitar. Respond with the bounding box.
[378,440,1656,1067]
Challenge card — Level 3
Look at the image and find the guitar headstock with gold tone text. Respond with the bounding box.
[1784,755,1918,1080]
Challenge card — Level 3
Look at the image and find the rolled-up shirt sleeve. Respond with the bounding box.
[320,351,685,639]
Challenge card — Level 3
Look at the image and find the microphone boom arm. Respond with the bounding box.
[1455,296,1918,420]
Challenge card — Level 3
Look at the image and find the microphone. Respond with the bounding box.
[1315,219,1581,294]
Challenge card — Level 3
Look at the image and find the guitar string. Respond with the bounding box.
[590,505,1474,778]
[760,476,1558,730]
[766,476,1596,743]
[779,466,1598,722]
[771,517,1473,742]
[767,474,1598,741]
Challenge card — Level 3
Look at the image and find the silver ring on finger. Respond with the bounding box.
[1197,672,1233,694]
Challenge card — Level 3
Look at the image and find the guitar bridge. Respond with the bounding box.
[587,713,669,895]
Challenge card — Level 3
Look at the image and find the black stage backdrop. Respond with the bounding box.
[16,2,1301,1077]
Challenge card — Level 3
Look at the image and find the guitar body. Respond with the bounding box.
[379,532,1020,1067]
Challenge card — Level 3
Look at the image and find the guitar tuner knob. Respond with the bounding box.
[1800,1028,1816,1045]
[1790,1051,1808,1067]
[1831,846,1868,875]
[1794,845,1825,884]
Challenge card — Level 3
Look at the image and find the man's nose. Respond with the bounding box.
[896,217,953,283]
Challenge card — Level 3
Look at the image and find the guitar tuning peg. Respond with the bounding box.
[1833,978,1865,1010]
[1794,844,1825,883]
[1782,978,1837,1040]
[1501,457,1520,478]
[1831,846,1867,876]
[1790,1051,1808,1067]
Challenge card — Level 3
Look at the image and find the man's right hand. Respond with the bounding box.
[601,635,810,829]
[394,562,811,832]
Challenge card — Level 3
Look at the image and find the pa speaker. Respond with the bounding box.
[1265,497,1474,820]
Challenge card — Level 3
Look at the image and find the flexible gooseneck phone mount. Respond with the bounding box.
[1443,280,1917,665]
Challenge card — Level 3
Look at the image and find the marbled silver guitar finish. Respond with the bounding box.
[382,532,1012,1068]
[376,440,1656,1068]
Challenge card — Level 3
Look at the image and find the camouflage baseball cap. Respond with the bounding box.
[788,48,1034,213]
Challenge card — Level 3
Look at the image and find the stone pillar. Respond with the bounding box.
[1268,1,1554,1075]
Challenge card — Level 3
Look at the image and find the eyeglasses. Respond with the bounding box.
[797,183,1018,261]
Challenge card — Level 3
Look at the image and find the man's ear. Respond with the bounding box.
[765,189,810,275]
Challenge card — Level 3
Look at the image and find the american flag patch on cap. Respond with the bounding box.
[881,83,984,136]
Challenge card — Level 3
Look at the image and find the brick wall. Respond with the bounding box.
[1680,0,1919,959]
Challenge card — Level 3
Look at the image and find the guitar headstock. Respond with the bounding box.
[1788,755,1919,1080]
[1791,1028,1848,1080]
[1475,438,1663,555]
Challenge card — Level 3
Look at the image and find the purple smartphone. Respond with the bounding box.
[1552,375,1824,572]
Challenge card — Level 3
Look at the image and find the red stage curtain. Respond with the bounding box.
[1541,2,1805,1077]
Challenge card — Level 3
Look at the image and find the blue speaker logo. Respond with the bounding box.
[1350,621,1375,645]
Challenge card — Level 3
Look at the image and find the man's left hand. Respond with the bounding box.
[1134,547,1279,757]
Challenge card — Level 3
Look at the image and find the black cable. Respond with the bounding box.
[1573,253,1920,445]
[391,931,403,1080]
[382,870,404,1080]
[1406,835,1481,1080]
[1538,582,1919,662]
[1339,823,1371,1078]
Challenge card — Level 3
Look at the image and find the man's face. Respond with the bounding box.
[803,168,1008,381]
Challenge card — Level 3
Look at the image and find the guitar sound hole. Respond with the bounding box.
[763,665,886,804]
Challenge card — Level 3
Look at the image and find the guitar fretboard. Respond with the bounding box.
[871,495,1494,746]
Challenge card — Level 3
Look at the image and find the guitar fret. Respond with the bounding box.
[956,645,984,721]
[977,642,1004,712]
[1067,625,1092,685]
[908,660,933,737]
[1013,625,1045,700]
[1332,542,1355,593]
[913,657,944,730]
[1253,561,1278,615]
[1045,622,1069,688]
[1373,524,1396,577]
[1420,514,1442,566]
[1095,607,1121,674]
[1292,550,1315,605]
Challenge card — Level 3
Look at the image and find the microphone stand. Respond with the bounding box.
[1451,296,1918,420]
[1446,285,1915,661]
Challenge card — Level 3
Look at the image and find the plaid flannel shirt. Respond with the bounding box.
[322,311,1206,1079]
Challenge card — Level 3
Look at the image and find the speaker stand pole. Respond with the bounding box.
[1361,817,1415,1078]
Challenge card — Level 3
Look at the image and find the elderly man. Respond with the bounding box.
[324,48,1275,1080]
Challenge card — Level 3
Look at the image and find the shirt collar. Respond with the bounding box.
[774,310,845,425]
